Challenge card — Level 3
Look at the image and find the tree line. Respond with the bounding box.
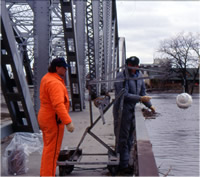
[157,32,199,94]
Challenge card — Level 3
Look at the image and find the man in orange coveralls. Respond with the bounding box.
[38,57,74,176]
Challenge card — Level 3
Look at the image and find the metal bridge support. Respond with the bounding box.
[5,1,35,86]
[33,0,51,113]
[13,27,34,85]
[118,37,126,71]
[74,0,87,109]
[1,0,39,138]
[98,0,106,95]
[102,0,119,92]
[60,0,83,111]
[111,0,119,89]
[85,0,98,100]
[85,0,119,98]
[103,1,112,92]
[4,0,121,111]
[93,0,101,97]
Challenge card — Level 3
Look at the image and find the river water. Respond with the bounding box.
[145,94,199,176]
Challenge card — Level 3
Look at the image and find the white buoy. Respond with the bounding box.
[176,93,193,109]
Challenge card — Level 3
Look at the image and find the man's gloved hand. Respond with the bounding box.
[140,96,152,103]
[150,106,156,113]
[66,122,74,132]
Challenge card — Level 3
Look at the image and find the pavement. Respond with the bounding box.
[1,97,119,176]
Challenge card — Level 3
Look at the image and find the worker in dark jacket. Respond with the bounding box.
[113,56,155,175]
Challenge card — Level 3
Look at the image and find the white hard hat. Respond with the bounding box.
[176,93,193,109]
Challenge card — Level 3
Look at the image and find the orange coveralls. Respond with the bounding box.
[38,72,72,176]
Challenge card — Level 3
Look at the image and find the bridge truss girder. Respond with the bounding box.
[2,0,124,137]
[1,0,40,138]
[59,0,83,111]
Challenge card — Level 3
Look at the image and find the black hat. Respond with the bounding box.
[51,57,70,68]
[126,56,140,66]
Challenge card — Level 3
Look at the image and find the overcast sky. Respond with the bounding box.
[116,1,200,64]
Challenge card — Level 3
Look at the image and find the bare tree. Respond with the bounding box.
[158,32,200,93]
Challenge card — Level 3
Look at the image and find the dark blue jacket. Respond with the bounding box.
[113,70,152,133]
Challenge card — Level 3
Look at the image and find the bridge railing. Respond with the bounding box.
[133,106,159,176]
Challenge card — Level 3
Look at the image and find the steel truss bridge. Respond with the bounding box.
[1,1,159,176]
[1,0,126,136]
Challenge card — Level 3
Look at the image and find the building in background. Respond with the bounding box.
[140,59,199,93]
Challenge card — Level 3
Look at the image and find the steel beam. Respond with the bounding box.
[1,0,39,134]
[111,20,116,90]
[103,0,112,92]
[111,1,119,86]
[92,1,100,97]
[13,27,33,85]
[1,122,13,140]
[85,0,97,100]
[98,0,106,95]
[60,0,83,111]
[118,37,126,70]
[75,0,86,109]
[33,0,51,113]
[49,2,67,60]
[6,2,34,64]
